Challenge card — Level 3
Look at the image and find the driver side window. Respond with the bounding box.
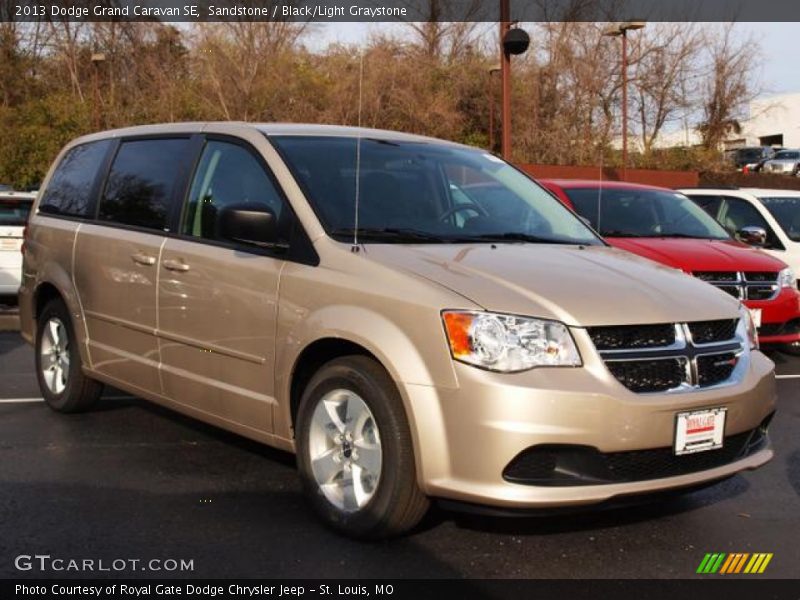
[182,140,287,242]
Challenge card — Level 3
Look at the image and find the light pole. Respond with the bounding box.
[603,21,645,179]
[499,0,529,160]
[90,52,106,131]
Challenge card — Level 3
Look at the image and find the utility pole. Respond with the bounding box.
[500,0,511,159]
[498,0,529,161]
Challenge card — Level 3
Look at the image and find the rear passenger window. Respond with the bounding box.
[99,138,190,231]
[181,140,287,242]
[39,140,111,218]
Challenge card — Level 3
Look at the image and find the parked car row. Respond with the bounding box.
[741,148,800,175]
[16,124,780,539]
[541,181,800,356]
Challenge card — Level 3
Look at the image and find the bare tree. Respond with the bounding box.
[698,23,761,150]
[631,23,703,153]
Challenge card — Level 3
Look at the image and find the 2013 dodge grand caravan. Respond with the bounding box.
[20,123,776,539]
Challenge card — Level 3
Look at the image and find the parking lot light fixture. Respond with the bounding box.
[603,21,646,179]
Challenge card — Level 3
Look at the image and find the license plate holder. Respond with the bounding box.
[674,408,726,455]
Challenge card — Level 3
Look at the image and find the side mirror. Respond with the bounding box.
[218,203,283,248]
[736,226,767,247]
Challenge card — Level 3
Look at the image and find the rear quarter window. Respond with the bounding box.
[39,140,112,218]
[98,138,191,231]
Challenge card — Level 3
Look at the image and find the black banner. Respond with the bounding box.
[4,580,800,600]
[5,0,800,22]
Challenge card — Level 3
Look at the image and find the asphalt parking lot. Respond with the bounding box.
[0,325,798,580]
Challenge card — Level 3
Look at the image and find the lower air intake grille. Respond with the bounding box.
[503,422,770,486]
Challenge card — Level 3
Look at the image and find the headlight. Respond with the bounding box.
[739,305,758,350]
[442,311,581,372]
[778,267,795,288]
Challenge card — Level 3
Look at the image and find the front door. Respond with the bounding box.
[158,138,290,433]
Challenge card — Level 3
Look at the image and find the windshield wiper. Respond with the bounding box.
[470,232,581,244]
[655,232,717,239]
[329,227,457,243]
[598,230,645,238]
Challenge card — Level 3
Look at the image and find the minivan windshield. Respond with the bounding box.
[0,198,32,227]
[564,188,731,240]
[269,136,601,245]
[760,196,800,241]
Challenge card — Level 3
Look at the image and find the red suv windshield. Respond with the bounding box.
[564,188,730,240]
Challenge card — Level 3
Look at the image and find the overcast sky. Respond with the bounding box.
[311,22,800,99]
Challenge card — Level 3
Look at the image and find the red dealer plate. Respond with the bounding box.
[674,407,726,455]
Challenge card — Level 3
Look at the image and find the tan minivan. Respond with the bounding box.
[20,123,776,538]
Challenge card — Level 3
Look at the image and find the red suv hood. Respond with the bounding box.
[607,237,787,272]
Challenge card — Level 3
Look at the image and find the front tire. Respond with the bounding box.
[295,355,429,539]
[35,299,103,413]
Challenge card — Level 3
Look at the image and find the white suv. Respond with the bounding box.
[0,191,36,300]
[681,188,800,278]
[682,187,800,351]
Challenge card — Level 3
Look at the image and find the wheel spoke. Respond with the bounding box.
[43,366,55,391]
[311,447,341,485]
[351,464,370,508]
[322,397,347,433]
[48,320,60,348]
[339,469,359,512]
[354,442,381,476]
[53,365,64,394]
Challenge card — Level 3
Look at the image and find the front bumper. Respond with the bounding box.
[407,339,776,509]
[748,287,800,344]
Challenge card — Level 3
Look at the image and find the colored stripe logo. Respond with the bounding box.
[697,553,773,574]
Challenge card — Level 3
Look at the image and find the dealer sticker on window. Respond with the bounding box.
[674,407,726,455]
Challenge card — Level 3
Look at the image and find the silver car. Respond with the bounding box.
[762,150,800,175]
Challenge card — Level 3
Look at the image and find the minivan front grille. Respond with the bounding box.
[588,321,743,394]
[692,271,779,301]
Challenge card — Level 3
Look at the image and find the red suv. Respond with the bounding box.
[541,180,800,354]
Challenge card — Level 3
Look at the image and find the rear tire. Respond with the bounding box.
[35,299,103,413]
[295,355,429,539]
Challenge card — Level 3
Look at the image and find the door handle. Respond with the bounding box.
[162,258,190,272]
[131,252,156,266]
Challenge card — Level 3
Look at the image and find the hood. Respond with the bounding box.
[607,238,788,273]
[363,243,740,327]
